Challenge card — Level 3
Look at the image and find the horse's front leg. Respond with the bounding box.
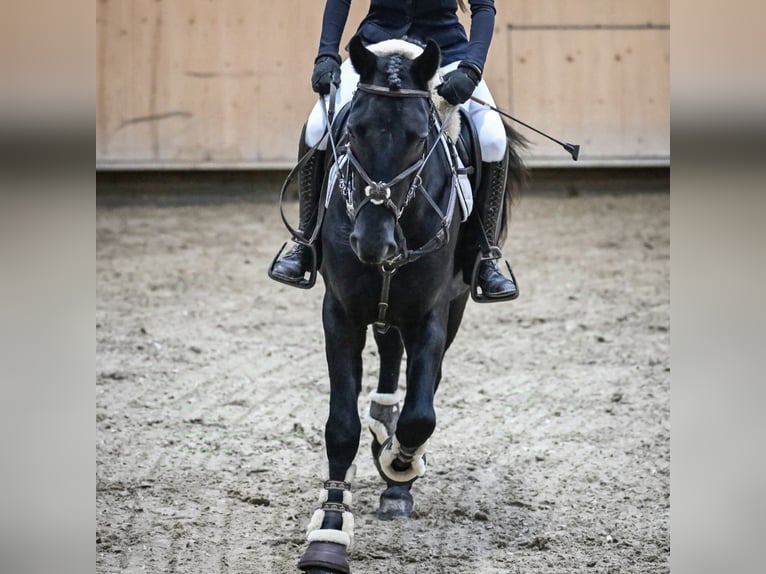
[366,328,404,458]
[375,309,447,513]
[298,295,365,574]
[365,328,415,520]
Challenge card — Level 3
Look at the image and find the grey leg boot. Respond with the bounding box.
[474,147,519,300]
[270,128,325,287]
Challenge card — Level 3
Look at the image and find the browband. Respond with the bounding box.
[356,83,432,99]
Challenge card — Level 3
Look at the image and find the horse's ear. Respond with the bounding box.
[349,35,377,79]
[411,39,441,87]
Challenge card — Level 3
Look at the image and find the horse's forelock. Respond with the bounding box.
[367,41,437,83]
[362,40,460,141]
[385,55,404,90]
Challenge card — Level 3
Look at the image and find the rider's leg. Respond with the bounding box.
[271,60,359,285]
[473,145,518,298]
[269,123,325,284]
[464,77,518,299]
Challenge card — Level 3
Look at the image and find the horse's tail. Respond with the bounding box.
[497,121,528,244]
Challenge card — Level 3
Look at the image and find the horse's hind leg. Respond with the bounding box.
[447,292,469,347]
[299,295,365,574]
[433,292,470,394]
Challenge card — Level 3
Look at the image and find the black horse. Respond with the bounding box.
[292,37,526,573]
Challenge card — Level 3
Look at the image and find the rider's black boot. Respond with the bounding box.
[270,128,325,286]
[474,146,518,300]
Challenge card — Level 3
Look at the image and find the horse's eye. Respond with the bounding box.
[405,129,427,144]
[348,124,365,140]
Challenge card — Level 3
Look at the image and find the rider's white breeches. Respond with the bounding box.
[304,59,508,163]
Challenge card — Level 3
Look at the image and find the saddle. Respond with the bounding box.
[454,107,483,192]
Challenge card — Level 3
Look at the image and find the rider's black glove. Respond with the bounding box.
[437,63,481,105]
[311,55,342,95]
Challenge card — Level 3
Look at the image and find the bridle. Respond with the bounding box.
[323,82,459,272]
[321,80,460,334]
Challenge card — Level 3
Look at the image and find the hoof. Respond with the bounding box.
[298,541,350,573]
[377,485,413,521]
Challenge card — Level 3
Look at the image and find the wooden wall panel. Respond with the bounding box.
[98,1,322,167]
[509,28,670,163]
[97,0,670,168]
[504,0,669,27]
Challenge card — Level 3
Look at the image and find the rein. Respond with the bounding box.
[276,85,339,249]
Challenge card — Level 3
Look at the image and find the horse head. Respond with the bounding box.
[345,36,441,265]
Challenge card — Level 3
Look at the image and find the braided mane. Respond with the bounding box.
[385,54,404,90]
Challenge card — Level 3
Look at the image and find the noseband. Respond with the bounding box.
[345,147,424,220]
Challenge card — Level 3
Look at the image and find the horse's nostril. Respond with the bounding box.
[383,241,397,259]
[349,228,396,264]
[349,233,360,253]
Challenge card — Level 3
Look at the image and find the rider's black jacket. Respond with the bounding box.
[316,0,496,73]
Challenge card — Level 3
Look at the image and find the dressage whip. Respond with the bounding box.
[469,96,580,161]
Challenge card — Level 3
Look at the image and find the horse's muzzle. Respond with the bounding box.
[349,216,397,265]
[349,232,397,265]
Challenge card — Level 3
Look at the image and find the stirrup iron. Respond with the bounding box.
[268,241,318,289]
[469,249,519,303]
